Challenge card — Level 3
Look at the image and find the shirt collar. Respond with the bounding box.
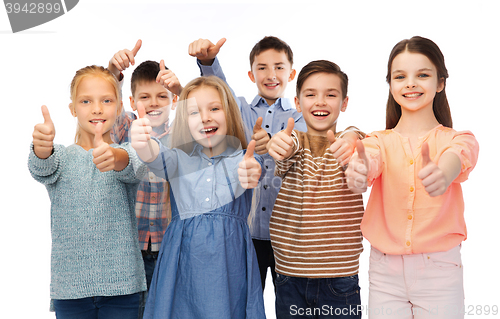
[189,142,239,159]
[250,96,293,111]
[151,121,171,140]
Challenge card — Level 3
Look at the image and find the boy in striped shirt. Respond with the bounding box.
[267,60,364,319]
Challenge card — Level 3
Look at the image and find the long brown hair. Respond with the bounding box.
[170,76,248,153]
[385,36,452,129]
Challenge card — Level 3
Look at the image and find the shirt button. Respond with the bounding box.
[265,125,269,128]
[262,207,266,211]
[207,178,211,182]
[406,241,411,246]
[208,162,212,166]
[205,198,210,202]
[408,215,413,220]
[150,222,154,226]
[263,185,268,190]
[409,159,414,165]
[268,110,272,114]
[151,196,156,201]
[410,186,414,192]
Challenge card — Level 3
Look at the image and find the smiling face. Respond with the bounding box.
[390,51,444,115]
[295,72,348,136]
[186,86,228,157]
[70,75,120,147]
[131,80,177,128]
[248,49,296,106]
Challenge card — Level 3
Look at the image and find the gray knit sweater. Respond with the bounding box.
[28,143,147,301]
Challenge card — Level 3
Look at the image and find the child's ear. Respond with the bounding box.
[437,77,445,93]
[172,95,179,103]
[341,96,349,112]
[288,69,296,82]
[248,70,256,83]
[68,103,76,117]
[129,96,137,111]
[294,96,302,113]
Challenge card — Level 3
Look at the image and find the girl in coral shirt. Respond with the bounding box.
[346,36,479,319]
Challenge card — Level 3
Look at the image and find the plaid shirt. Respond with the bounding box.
[112,111,171,251]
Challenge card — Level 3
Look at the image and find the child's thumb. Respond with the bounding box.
[421,142,431,167]
[215,38,226,51]
[160,59,166,71]
[284,118,295,136]
[327,130,336,145]
[137,103,146,119]
[244,140,256,160]
[41,105,52,124]
[356,140,369,168]
[93,122,104,147]
[253,117,263,133]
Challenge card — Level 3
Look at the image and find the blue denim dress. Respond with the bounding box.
[142,140,266,319]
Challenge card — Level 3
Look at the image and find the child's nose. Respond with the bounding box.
[92,103,103,114]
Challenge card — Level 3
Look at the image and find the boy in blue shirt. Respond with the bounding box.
[189,36,307,295]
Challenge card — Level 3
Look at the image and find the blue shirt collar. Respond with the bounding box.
[250,96,294,111]
[189,141,240,159]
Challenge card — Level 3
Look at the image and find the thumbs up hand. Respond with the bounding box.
[91,122,116,172]
[327,130,355,167]
[266,118,295,161]
[156,60,183,96]
[345,140,370,193]
[33,105,56,159]
[131,104,159,162]
[188,38,226,65]
[418,142,448,197]
[238,140,262,189]
[108,39,142,78]
[251,117,270,155]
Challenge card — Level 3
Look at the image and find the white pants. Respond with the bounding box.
[368,245,464,319]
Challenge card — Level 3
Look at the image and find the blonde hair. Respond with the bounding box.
[170,76,248,153]
[69,65,121,143]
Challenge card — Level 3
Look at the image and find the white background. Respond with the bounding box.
[1,0,498,318]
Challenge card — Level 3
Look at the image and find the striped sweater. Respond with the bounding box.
[269,130,364,278]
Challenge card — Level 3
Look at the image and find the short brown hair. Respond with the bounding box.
[249,36,293,68]
[296,60,348,99]
[130,60,167,96]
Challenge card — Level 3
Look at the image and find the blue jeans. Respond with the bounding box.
[138,252,159,319]
[53,292,140,319]
[275,274,361,319]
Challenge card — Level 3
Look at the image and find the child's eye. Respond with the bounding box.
[160,95,168,99]
[211,107,220,112]
[81,100,90,104]
[394,75,405,80]
[418,73,430,78]
[103,99,112,103]
[189,111,199,116]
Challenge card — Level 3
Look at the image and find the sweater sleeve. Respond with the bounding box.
[114,142,147,183]
[28,143,65,185]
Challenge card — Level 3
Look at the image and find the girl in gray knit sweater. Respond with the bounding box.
[29,65,146,319]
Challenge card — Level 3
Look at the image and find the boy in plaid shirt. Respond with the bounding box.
[108,40,182,319]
